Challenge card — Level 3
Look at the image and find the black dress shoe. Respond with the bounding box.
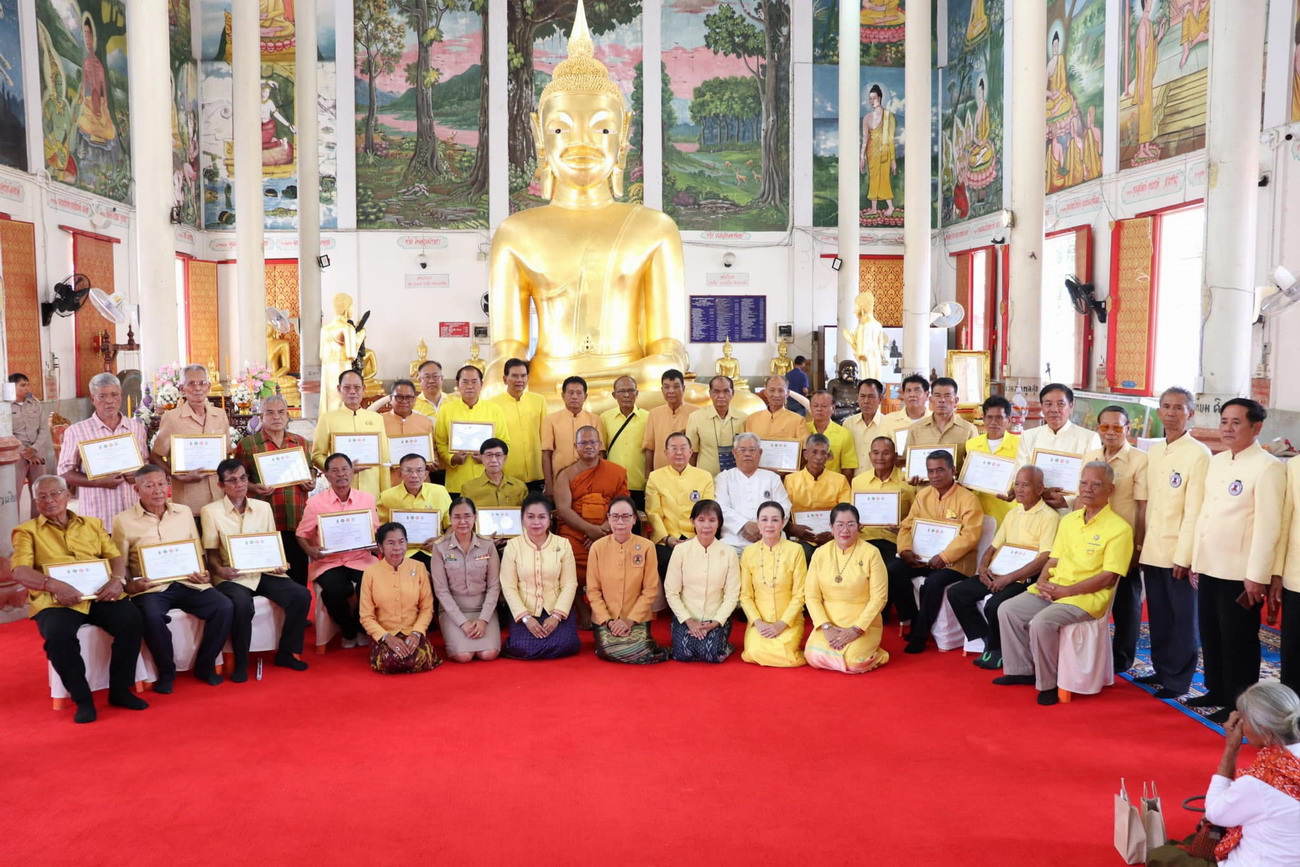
[1207,708,1233,725]
[1037,689,1060,706]
[231,665,249,683]
[993,674,1036,686]
[904,642,926,655]
[1134,673,1162,685]
[108,691,148,710]
[194,669,224,686]
[74,702,97,724]
[1184,694,1225,708]
[1154,687,1185,700]
[153,678,174,695]
[275,654,309,671]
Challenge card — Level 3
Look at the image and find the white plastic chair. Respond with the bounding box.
[139,610,223,681]
[48,624,152,709]
[221,595,287,674]
[313,582,339,652]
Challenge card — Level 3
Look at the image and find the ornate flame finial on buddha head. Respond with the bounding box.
[531,0,633,200]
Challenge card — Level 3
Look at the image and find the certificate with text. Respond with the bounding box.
[854,491,900,528]
[46,560,112,599]
[1032,449,1085,495]
[78,433,144,480]
[757,438,801,472]
[253,447,312,488]
[139,540,204,583]
[450,422,494,453]
[388,434,433,464]
[911,520,961,561]
[171,434,227,474]
[391,510,442,544]
[905,445,956,481]
[332,433,382,468]
[225,533,288,574]
[318,510,377,554]
[893,429,909,454]
[989,544,1041,577]
[793,510,832,535]
[477,508,521,537]
[959,451,1017,495]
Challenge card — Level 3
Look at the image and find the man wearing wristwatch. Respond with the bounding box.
[11,475,148,723]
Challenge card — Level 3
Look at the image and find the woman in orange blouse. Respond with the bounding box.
[360,522,440,674]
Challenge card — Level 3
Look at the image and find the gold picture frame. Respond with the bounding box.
[946,350,990,409]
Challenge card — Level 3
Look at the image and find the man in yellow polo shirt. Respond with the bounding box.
[843,378,889,469]
[881,374,932,444]
[807,390,858,480]
[784,433,852,563]
[312,369,389,498]
[851,435,915,562]
[377,453,452,569]
[601,376,649,510]
[994,461,1134,706]
[11,474,147,723]
[461,438,529,509]
[963,394,1020,525]
[434,365,510,496]
[646,431,715,582]
[905,377,978,480]
[488,358,546,490]
[948,465,1059,669]
[745,375,805,441]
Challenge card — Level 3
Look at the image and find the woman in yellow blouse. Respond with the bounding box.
[359,523,440,674]
[665,499,741,662]
[805,503,890,674]
[499,493,580,659]
[739,501,808,667]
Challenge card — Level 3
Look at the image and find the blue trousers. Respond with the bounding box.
[1142,566,1199,694]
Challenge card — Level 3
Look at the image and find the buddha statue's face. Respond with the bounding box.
[536,92,627,192]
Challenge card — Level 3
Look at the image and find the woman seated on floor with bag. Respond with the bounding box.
[359,522,441,675]
[1201,681,1300,865]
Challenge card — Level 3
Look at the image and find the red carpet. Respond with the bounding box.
[0,616,1227,865]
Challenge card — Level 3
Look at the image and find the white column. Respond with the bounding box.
[0,248,19,561]
[296,0,322,419]
[902,0,931,376]
[835,0,860,365]
[127,0,179,370]
[642,4,663,211]
[233,0,266,371]
[1007,0,1046,386]
[1197,0,1267,426]
[488,0,508,229]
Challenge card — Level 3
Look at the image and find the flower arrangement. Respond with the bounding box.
[134,385,156,426]
[237,361,277,399]
[231,382,254,408]
[154,362,183,409]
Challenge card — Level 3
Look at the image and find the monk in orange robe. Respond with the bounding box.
[554,425,630,627]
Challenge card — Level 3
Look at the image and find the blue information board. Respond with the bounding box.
[689,295,767,343]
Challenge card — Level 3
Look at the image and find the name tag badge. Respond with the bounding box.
[1229,480,1244,497]
[1169,472,1182,489]
[690,490,701,502]
[474,554,490,561]
[632,553,645,566]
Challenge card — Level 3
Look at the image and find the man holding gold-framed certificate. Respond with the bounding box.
[200,459,311,681]
[946,466,1061,669]
[10,474,148,723]
[151,364,230,514]
[56,372,148,529]
[311,370,390,498]
[296,453,380,648]
[115,465,233,692]
[378,453,451,567]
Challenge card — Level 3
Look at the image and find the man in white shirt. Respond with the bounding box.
[715,432,791,555]
[1015,382,1101,510]
[1188,398,1285,724]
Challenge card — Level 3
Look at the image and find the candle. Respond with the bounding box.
[126,396,133,417]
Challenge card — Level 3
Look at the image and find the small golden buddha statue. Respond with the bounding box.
[266,322,301,409]
[465,342,486,374]
[361,348,384,399]
[486,0,689,396]
[409,338,429,377]
[207,358,224,396]
[716,336,740,379]
[770,339,794,378]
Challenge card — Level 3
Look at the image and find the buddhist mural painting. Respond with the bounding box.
[940,0,1003,225]
[0,0,26,171]
[1045,0,1105,194]
[171,0,200,227]
[1118,0,1209,168]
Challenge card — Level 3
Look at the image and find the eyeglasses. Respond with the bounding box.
[481,451,505,460]
[576,440,601,447]
[393,393,416,401]
[609,513,636,521]
[831,521,858,530]
[1097,423,1128,433]
[613,388,637,396]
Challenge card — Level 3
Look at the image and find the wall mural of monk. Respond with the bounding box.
[1046,0,1105,195]
[1118,0,1209,168]
[35,0,131,203]
[941,0,1004,226]
[0,0,26,172]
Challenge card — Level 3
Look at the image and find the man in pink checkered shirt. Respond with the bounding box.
[57,372,147,529]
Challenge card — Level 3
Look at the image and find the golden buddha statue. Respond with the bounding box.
[361,349,384,400]
[847,290,886,383]
[486,0,689,398]
[207,357,224,396]
[465,342,486,374]
[266,322,301,409]
[770,338,794,378]
[321,293,361,414]
[409,338,429,377]
[715,336,741,381]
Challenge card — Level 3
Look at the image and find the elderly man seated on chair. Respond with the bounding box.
[11,475,148,723]
[993,461,1134,706]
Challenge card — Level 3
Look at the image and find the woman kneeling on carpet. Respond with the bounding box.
[1199,682,1300,865]
[430,498,501,663]
[360,523,441,674]
[804,503,889,674]
[499,493,580,660]
[664,499,740,663]
[739,501,807,667]
[586,496,668,664]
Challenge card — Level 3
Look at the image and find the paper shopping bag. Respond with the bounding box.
[1143,782,1167,848]
[1114,779,1147,864]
